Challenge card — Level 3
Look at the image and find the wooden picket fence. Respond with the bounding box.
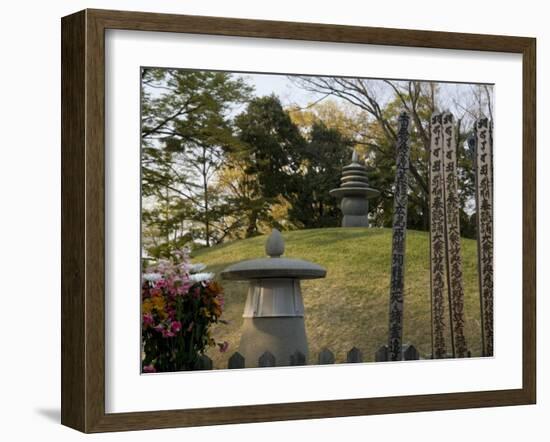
[195,344,420,369]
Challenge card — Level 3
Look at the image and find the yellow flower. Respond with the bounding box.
[142,299,153,314]
[152,296,165,310]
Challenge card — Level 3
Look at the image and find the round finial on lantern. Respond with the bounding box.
[265,229,285,258]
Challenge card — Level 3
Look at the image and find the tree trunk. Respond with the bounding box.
[245,210,258,238]
[202,147,210,247]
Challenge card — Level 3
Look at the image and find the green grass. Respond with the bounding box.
[194,227,481,368]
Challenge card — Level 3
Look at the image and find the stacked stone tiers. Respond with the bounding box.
[330,151,380,227]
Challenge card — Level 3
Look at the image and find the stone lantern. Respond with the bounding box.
[221,229,326,367]
[330,149,380,227]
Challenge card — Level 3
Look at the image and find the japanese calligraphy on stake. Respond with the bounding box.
[442,113,468,358]
[473,118,494,357]
[429,114,448,359]
[388,112,411,361]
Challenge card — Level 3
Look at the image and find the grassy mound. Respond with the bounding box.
[194,227,481,368]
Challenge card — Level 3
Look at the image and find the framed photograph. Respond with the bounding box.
[61,9,536,433]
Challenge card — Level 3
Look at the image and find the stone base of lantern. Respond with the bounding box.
[239,317,308,367]
[342,214,369,227]
[341,196,369,227]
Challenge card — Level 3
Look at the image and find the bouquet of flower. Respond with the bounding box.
[141,247,228,373]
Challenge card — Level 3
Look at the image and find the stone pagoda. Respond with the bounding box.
[221,229,326,367]
[330,149,380,227]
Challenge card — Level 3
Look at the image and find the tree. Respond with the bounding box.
[288,121,352,227]
[289,77,491,237]
[215,160,287,239]
[141,68,251,252]
[289,78,432,228]
[233,95,307,235]
[142,194,195,259]
[289,100,382,226]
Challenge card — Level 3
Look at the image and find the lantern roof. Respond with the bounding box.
[220,229,326,281]
[330,148,380,200]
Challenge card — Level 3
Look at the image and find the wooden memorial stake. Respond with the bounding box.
[473,118,494,357]
[441,112,468,358]
[429,114,448,359]
[388,112,411,361]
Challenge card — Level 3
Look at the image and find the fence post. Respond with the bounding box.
[258,351,276,367]
[318,348,335,365]
[195,354,213,370]
[403,344,420,360]
[346,347,363,363]
[375,345,389,362]
[228,352,245,369]
[290,350,306,366]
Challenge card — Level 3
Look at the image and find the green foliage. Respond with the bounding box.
[141,68,252,252]
[234,95,306,197]
[142,197,194,258]
[288,122,352,228]
[290,78,481,238]
[141,71,486,256]
[233,97,354,230]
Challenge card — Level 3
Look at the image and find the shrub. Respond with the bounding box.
[141,247,228,372]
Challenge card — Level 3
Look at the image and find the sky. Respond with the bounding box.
[143,67,494,127]
[229,71,493,122]
[239,73,322,107]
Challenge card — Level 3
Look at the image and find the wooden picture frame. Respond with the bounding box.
[61,8,536,433]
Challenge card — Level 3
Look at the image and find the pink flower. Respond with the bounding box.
[155,279,167,289]
[142,313,154,327]
[153,324,164,333]
[161,329,176,338]
[150,287,162,297]
[143,364,156,373]
[218,341,229,353]
[171,321,182,333]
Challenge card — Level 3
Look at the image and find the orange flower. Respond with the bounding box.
[142,299,153,314]
[206,281,223,295]
[152,296,165,310]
